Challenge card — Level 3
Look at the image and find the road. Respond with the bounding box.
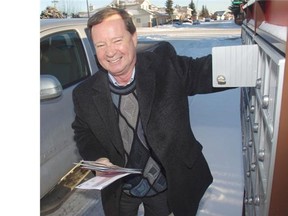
[137,20,241,39]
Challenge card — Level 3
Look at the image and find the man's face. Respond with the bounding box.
[91,14,137,78]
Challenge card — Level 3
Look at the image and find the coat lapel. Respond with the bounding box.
[91,71,125,157]
[136,53,156,131]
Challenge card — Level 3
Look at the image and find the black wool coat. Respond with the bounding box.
[72,41,223,216]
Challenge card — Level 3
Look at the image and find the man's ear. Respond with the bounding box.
[132,32,138,47]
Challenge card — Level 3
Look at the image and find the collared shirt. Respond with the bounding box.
[108,68,135,87]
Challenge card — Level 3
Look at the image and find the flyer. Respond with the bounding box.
[75,160,142,190]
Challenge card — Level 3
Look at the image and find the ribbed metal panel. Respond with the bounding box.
[212,44,259,87]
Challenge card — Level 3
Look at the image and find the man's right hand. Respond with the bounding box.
[95,157,114,166]
[95,157,118,176]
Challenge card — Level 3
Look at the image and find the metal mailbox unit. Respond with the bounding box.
[213,0,288,214]
[240,0,288,215]
[241,29,286,215]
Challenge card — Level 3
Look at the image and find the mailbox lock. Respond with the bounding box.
[217,75,226,85]
[262,95,269,109]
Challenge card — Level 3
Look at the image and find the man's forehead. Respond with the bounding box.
[104,14,122,22]
[91,14,124,31]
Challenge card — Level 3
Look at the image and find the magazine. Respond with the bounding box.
[76,160,142,190]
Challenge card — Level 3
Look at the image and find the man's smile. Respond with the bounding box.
[108,57,122,63]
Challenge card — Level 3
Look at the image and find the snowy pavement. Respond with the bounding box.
[137,20,241,39]
[137,20,244,216]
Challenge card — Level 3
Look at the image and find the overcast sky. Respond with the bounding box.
[40,0,232,13]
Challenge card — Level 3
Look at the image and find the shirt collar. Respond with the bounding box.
[108,68,135,87]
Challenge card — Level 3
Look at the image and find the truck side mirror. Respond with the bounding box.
[40,75,63,101]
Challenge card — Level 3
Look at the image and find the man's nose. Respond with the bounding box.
[106,44,116,56]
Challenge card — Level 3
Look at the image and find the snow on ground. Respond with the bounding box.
[137,21,244,216]
[138,20,241,56]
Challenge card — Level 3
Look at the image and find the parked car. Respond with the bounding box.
[193,20,200,25]
[204,17,211,22]
[183,19,192,23]
[165,19,182,25]
[40,18,160,206]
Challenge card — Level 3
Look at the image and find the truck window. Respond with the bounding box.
[40,30,90,88]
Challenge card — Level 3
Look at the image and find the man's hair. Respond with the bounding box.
[87,7,136,35]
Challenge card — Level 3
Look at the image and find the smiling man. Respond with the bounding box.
[72,7,224,216]
[90,11,138,86]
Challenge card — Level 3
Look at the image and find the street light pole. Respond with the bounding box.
[196,0,199,19]
[51,0,59,8]
[86,0,90,18]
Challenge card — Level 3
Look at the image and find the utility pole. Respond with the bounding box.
[51,0,59,8]
[86,0,90,17]
[196,0,199,19]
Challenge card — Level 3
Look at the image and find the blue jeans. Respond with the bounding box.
[119,190,171,216]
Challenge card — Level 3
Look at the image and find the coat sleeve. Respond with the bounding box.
[71,89,108,161]
[153,41,230,96]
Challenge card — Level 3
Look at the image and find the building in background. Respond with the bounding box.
[78,0,192,27]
